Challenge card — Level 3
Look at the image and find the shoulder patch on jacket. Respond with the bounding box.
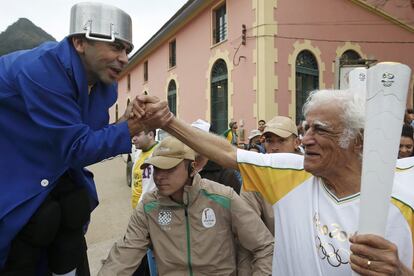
[144,200,159,213]
[200,189,231,209]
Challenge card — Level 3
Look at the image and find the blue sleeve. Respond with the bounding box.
[15,61,131,168]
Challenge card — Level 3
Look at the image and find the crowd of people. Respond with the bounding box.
[100,89,414,276]
[0,2,413,276]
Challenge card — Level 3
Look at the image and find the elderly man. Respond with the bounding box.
[0,3,170,275]
[137,89,414,275]
[99,137,273,275]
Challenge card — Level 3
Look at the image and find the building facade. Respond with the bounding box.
[113,0,414,139]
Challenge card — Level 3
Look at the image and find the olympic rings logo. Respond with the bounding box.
[315,236,350,267]
[313,212,352,267]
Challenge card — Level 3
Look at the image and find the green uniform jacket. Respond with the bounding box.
[99,174,273,276]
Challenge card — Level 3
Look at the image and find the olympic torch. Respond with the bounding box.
[358,62,411,237]
[348,67,367,92]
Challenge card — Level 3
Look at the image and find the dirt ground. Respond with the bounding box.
[86,156,133,275]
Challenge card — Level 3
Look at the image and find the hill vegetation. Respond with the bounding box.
[0,18,56,56]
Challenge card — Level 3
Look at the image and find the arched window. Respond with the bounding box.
[210,59,228,134]
[296,50,319,124]
[168,80,177,116]
[341,50,361,64]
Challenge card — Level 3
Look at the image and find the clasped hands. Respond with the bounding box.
[126,94,173,136]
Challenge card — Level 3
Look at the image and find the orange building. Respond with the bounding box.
[113,0,414,136]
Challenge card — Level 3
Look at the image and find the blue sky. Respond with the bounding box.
[0,0,187,53]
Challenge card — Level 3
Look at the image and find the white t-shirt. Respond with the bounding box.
[237,150,414,276]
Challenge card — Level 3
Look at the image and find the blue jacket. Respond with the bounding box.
[0,38,131,268]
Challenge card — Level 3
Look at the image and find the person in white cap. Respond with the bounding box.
[136,89,414,276]
[99,136,273,276]
[0,2,171,275]
[247,129,265,153]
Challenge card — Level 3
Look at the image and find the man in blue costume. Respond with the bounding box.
[0,2,171,275]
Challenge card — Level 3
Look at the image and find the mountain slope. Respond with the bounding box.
[0,18,56,56]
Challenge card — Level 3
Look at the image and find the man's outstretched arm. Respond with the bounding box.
[136,94,238,169]
[165,117,238,169]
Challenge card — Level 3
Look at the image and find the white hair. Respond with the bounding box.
[302,89,365,149]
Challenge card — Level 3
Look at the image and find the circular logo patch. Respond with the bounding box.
[201,208,216,228]
[158,209,172,225]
